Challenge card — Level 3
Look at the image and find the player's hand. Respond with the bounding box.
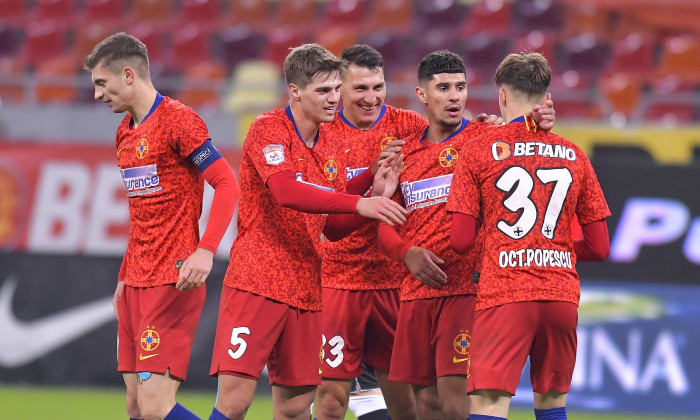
[113,281,124,320]
[371,153,404,198]
[476,113,504,126]
[371,140,405,175]
[355,196,407,226]
[176,248,214,292]
[532,93,555,131]
[404,247,447,288]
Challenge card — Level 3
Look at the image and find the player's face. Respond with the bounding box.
[91,62,131,113]
[341,63,386,129]
[297,71,342,124]
[420,73,467,128]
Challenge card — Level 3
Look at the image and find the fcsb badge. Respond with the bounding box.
[439,147,458,167]
[136,138,149,159]
[324,159,338,181]
[140,327,160,351]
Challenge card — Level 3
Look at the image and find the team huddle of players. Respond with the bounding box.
[85,32,610,420]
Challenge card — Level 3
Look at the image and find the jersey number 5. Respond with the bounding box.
[228,326,251,359]
[496,166,573,240]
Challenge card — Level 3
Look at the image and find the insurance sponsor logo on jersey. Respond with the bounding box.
[263,144,285,165]
[401,174,452,212]
[345,166,368,181]
[295,173,334,192]
[120,163,162,197]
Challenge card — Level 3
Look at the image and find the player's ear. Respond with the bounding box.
[123,67,135,85]
[289,83,300,102]
[415,86,427,105]
[499,87,507,109]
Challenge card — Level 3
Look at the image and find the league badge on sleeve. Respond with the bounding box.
[263,144,285,165]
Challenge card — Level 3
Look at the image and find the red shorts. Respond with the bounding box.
[321,288,399,379]
[210,287,323,386]
[389,295,475,386]
[468,301,578,395]
[117,283,205,381]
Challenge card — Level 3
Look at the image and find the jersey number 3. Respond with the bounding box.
[496,166,573,240]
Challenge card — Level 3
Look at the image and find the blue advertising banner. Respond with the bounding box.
[513,280,700,416]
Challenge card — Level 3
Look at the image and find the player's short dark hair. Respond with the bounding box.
[417,50,466,84]
[284,43,343,88]
[495,52,551,97]
[341,44,384,71]
[84,32,150,79]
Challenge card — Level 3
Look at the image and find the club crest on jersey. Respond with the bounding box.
[324,159,338,181]
[263,144,285,165]
[136,137,149,159]
[453,332,471,355]
[140,327,160,351]
[439,147,458,167]
[380,135,397,151]
[492,141,512,161]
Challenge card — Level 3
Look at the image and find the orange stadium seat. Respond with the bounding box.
[72,24,115,63]
[417,0,464,29]
[79,0,125,29]
[461,0,513,37]
[656,34,700,83]
[31,0,77,28]
[321,0,366,28]
[128,0,173,28]
[316,26,357,57]
[600,72,642,118]
[36,56,80,103]
[0,56,25,104]
[177,60,227,109]
[218,25,266,70]
[273,0,317,29]
[222,0,269,29]
[560,4,610,39]
[365,0,413,33]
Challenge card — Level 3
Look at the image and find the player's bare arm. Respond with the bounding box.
[176,248,214,291]
[355,196,407,226]
[371,153,404,198]
[113,281,124,320]
[404,247,447,289]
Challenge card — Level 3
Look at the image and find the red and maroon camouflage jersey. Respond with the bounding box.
[321,104,427,290]
[392,118,488,301]
[225,107,345,311]
[117,95,209,287]
[446,116,611,310]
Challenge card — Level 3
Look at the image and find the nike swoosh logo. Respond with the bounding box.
[0,276,115,368]
[117,147,125,157]
[139,353,159,360]
[453,356,469,363]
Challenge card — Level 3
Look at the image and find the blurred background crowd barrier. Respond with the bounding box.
[0,0,699,416]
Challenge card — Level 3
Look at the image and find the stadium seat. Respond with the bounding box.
[559,33,609,75]
[599,72,642,118]
[262,27,309,68]
[365,0,413,33]
[176,0,222,30]
[417,0,464,29]
[222,0,269,28]
[461,0,512,37]
[0,56,25,104]
[273,0,317,29]
[550,70,602,120]
[510,30,556,62]
[644,74,697,124]
[412,29,459,66]
[316,26,357,57]
[321,0,366,28]
[455,34,509,78]
[0,0,27,25]
[560,3,609,38]
[166,23,216,71]
[35,56,80,103]
[516,0,563,32]
[0,25,23,57]
[128,24,165,66]
[128,0,173,28]
[656,34,700,83]
[72,24,114,63]
[606,32,657,78]
[218,24,266,70]
[31,0,77,28]
[79,0,125,29]
[176,60,227,109]
[20,21,67,69]
[359,30,413,74]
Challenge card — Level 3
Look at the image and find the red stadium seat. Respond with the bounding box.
[218,24,266,70]
[606,32,656,78]
[510,31,556,63]
[79,0,125,29]
[455,34,509,77]
[412,29,459,66]
[0,56,26,104]
[222,0,269,29]
[0,25,23,57]
[417,0,464,29]
[262,27,309,69]
[36,56,80,103]
[0,0,27,25]
[516,0,563,32]
[176,60,227,109]
[558,33,609,76]
[166,24,216,71]
[461,0,513,37]
[359,30,413,74]
[128,24,165,64]
[321,0,366,28]
[644,74,697,124]
[365,0,413,33]
[273,0,317,28]
[176,0,222,30]
[20,21,68,68]
[31,0,77,28]
[72,24,115,64]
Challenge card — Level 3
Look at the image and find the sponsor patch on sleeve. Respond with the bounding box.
[263,144,285,165]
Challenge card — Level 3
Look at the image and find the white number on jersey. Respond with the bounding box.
[321,334,345,368]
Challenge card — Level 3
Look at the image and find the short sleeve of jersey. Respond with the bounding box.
[244,115,297,183]
[575,153,611,225]
[170,102,211,158]
[446,151,480,218]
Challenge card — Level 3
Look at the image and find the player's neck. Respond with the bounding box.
[503,104,536,124]
[424,119,462,145]
[289,102,321,147]
[129,85,158,128]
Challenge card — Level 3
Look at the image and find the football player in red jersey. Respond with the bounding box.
[85,32,240,420]
[447,52,611,420]
[209,44,406,420]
